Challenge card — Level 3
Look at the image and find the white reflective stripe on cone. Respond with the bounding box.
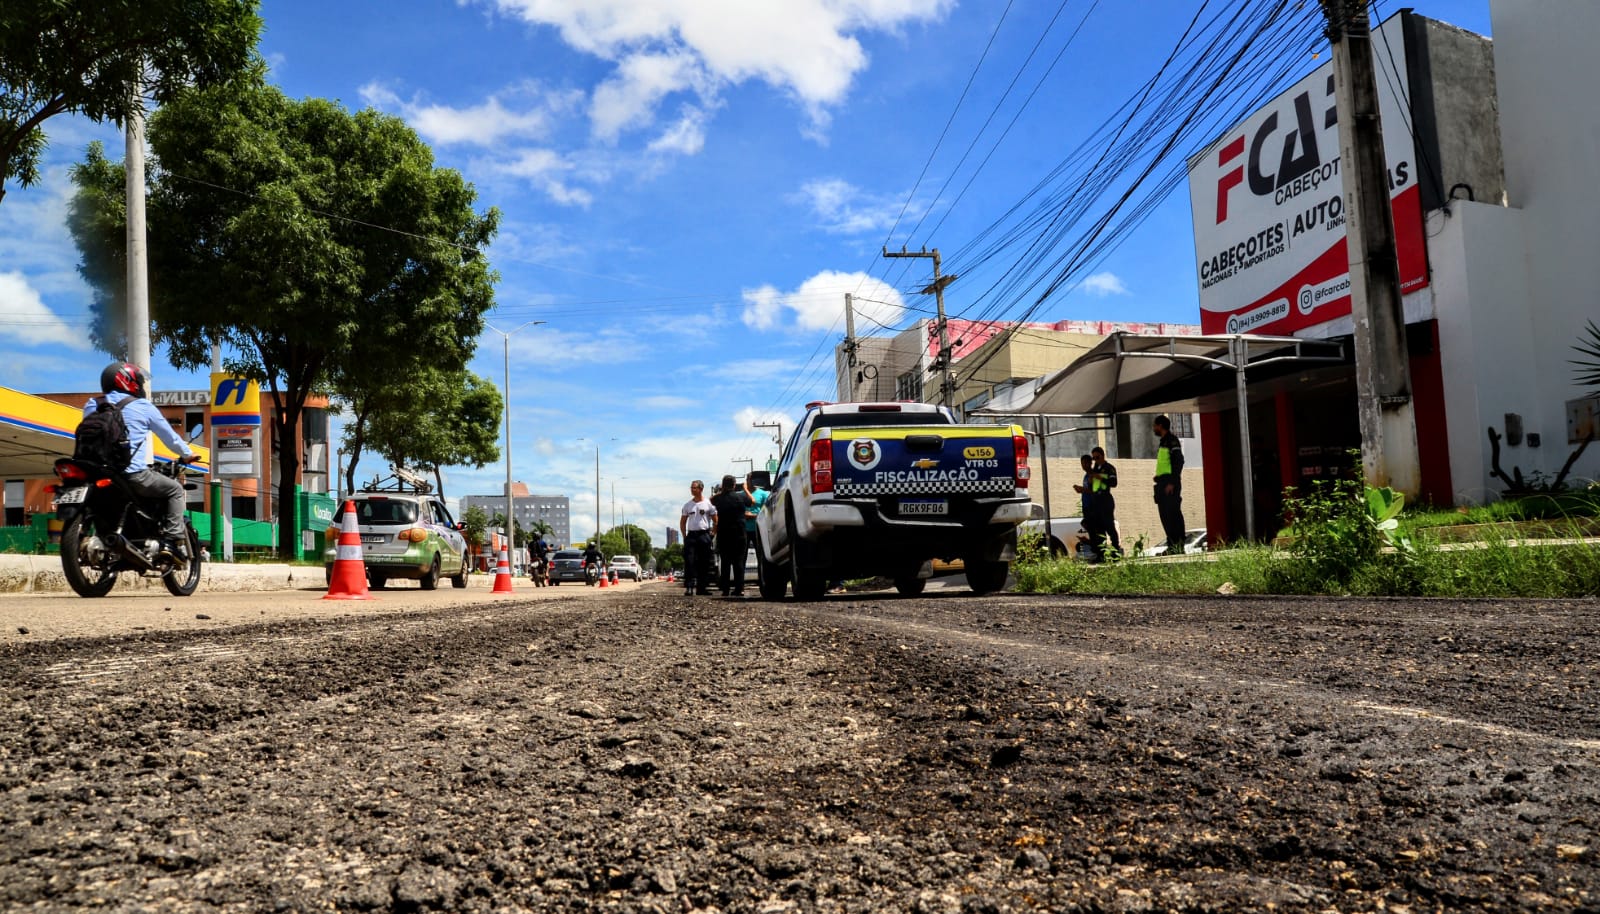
[336,545,364,561]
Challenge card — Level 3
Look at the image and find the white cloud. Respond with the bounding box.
[591,50,706,142]
[741,270,904,333]
[794,178,903,235]
[358,80,581,147]
[0,272,91,351]
[1079,271,1129,296]
[483,0,954,141]
[647,106,709,155]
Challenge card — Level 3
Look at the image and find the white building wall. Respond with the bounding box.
[1481,0,1600,486]
[1430,202,1534,502]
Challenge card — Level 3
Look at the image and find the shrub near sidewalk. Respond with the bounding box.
[1013,492,1600,599]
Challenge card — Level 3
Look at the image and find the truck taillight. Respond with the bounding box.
[810,436,833,494]
[1013,434,1030,489]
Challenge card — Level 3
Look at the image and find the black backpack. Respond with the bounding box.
[73,396,135,471]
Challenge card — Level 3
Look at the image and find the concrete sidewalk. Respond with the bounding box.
[0,553,308,594]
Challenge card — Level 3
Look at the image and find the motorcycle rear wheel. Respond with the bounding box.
[60,515,117,598]
[163,523,202,597]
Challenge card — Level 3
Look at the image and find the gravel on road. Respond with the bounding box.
[2,588,1596,912]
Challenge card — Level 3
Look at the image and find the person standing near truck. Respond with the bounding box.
[679,480,717,596]
[711,474,752,596]
[1152,415,1186,552]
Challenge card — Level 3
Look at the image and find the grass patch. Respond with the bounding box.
[1015,524,1600,599]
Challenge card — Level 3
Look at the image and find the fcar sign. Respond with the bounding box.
[1187,14,1428,336]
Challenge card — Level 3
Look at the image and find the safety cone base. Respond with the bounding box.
[325,499,376,601]
[491,548,515,594]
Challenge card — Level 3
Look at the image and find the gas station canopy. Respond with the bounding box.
[0,386,210,479]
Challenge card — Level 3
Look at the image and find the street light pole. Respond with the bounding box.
[488,320,543,561]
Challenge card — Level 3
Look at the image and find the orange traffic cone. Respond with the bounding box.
[597,567,609,588]
[492,548,514,593]
[324,500,375,601]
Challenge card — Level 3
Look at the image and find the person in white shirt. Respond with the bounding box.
[679,480,717,596]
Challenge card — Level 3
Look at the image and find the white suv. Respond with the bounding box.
[609,554,642,580]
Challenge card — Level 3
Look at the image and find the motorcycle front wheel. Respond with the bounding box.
[60,515,117,598]
[163,523,202,597]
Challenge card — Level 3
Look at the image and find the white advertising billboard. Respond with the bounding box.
[1188,16,1428,336]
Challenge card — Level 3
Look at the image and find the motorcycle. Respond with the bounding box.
[51,456,205,598]
[584,560,602,586]
[530,553,549,587]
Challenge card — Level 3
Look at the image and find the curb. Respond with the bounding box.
[0,554,306,594]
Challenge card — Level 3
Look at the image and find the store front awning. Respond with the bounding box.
[976,332,1345,540]
[0,386,209,479]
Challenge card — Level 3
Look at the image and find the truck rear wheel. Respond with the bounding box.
[787,511,828,600]
[757,542,787,601]
[894,574,926,596]
[965,558,1009,595]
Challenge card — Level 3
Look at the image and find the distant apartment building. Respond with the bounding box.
[463,484,571,546]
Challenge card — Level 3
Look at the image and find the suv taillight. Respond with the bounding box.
[402,528,428,543]
[1014,434,1030,489]
[810,436,833,494]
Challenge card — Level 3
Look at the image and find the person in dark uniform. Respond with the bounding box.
[1090,446,1121,558]
[710,474,753,596]
[1152,415,1187,551]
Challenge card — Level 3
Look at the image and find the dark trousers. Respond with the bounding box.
[716,529,747,594]
[1090,497,1120,557]
[1155,482,1185,547]
[125,467,187,540]
[685,531,714,591]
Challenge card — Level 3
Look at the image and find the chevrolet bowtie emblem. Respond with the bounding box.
[911,458,940,470]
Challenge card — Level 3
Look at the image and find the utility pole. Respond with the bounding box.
[1322,0,1420,495]
[125,80,151,373]
[883,246,956,409]
[842,292,858,400]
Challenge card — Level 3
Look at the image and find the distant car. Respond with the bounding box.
[549,549,586,584]
[1148,528,1207,557]
[610,554,642,580]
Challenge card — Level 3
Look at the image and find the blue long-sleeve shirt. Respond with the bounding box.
[82,391,194,474]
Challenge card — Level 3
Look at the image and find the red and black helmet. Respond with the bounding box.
[100,362,148,396]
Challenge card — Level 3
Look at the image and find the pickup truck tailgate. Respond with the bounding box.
[829,426,1020,496]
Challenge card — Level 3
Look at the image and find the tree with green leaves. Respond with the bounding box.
[460,504,489,553]
[0,0,260,204]
[68,77,499,557]
[342,368,502,497]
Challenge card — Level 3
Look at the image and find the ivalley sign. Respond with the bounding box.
[1187,14,1428,336]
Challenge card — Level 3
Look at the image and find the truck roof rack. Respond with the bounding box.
[360,465,435,494]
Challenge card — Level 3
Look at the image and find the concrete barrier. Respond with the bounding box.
[0,554,306,594]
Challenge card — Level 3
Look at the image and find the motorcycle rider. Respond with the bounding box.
[582,539,605,582]
[83,362,198,562]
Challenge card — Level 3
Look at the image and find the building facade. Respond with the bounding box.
[462,486,572,547]
[1181,3,1600,542]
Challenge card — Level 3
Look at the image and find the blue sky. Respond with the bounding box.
[0,0,1493,546]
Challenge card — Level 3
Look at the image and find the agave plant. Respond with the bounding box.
[1574,320,1600,394]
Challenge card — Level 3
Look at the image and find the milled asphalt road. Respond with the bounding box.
[3,580,1597,912]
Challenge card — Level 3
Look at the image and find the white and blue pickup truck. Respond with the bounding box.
[754,401,1035,599]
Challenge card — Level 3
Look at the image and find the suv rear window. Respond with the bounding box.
[552,551,582,561]
[335,498,420,525]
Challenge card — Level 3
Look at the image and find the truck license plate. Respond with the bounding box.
[900,499,948,516]
[55,487,87,505]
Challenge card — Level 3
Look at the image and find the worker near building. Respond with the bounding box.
[1152,415,1186,551]
[1090,446,1121,558]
